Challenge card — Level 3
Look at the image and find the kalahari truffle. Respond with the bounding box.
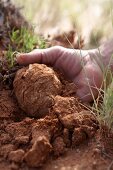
[13,64,62,117]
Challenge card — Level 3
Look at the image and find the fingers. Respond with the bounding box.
[16,46,62,66]
[74,61,103,102]
[16,46,85,80]
[16,45,103,102]
[16,50,42,65]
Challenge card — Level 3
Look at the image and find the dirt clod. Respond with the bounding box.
[52,137,66,156]
[72,127,87,146]
[24,136,52,167]
[0,144,15,159]
[13,64,62,117]
[53,95,83,118]
[31,116,61,144]
[9,149,25,163]
[14,136,29,146]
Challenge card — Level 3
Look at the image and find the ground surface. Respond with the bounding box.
[0,1,113,170]
[0,64,113,170]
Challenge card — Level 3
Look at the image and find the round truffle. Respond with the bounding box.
[13,64,62,117]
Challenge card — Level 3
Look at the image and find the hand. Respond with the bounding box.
[16,46,103,102]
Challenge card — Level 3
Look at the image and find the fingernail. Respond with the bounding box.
[15,53,24,64]
[15,52,21,60]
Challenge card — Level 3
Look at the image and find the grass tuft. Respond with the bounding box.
[9,27,37,53]
[6,46,16,68]
[91,66,113,130]
[5,27,46,68]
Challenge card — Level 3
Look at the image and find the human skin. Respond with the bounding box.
[16,39,113,102]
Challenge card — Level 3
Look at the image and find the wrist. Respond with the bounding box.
[97,39,113,71]
[87,48,104,71]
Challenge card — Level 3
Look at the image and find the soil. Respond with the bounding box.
[0,1,113,170]
[0,63,113,170]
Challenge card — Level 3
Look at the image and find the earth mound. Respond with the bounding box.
[9,63,99,168]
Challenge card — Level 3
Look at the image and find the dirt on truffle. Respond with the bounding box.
[0,63,113,170]
[13,64,62,118]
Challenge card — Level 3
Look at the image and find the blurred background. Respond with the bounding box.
[11,0,113,48]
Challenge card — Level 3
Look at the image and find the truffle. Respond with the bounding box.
[13,64,62,117]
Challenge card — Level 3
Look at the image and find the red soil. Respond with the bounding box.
[0,63,113,170]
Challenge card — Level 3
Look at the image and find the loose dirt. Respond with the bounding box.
[0,1,113,170]
[0,63,113,170]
